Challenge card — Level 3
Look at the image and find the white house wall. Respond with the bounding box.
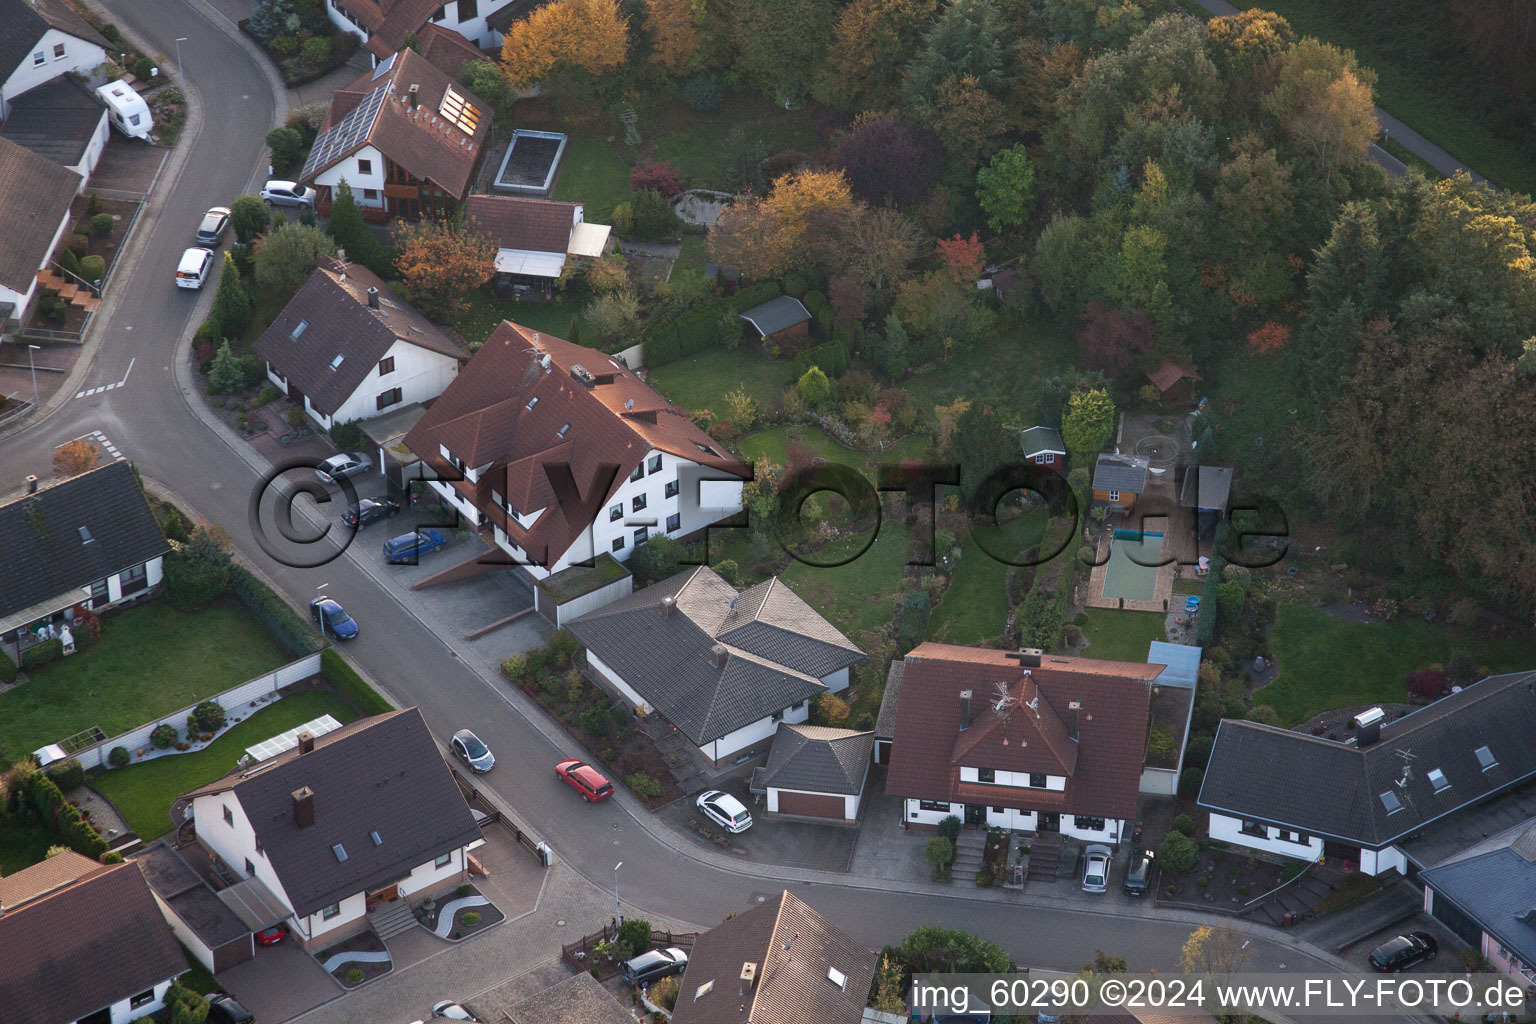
[190,793,299,918]
[328,340,460,426]
[324,0,370,42]
[905,799,961,826]
[956,767,1067,791]
[150,889,222,974]
[1358,846,1407,877]
[66,109,111,186]
[706,700,810,763]
[397,846,465,898]
[97,978,173,1024]
[820,666,850,694]
[585,649,653,714]
[315,152,387,209]
[1208,812,1325,863]
[295,891,367,946]
[1,29,109,119]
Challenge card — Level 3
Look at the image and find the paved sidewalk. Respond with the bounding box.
[1293,879,1423,953]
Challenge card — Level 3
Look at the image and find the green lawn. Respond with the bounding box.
[643,94,823,189]
[780,521,913,643]
[454,284,589,346]
[1082,608,1167,662]
[0,600,292,768]
[0,818,57,875]
[92,691,359,840]
[928,513,1048,646]
[552,134,632,223]
[903,322,1076,424]
[649,348,796,422]
[1256,604,1536,725]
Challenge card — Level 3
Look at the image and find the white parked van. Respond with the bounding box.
[96,80,153,140]
[177,248,214,289]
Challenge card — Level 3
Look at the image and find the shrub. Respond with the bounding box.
[0,651,18,683]
[925,836,955,877]
[578,703,613,737]
[628,773,663,799]
[230,195,269,243]
[45,758,85,792]
[265,126,306,176]
[22,637,63,670]
[815,692,850,726]
[1179,765,1204,795]
[1245,704,1280,725]
[191,699,227,733]
[300,35,332,69]
[79,254,106,284]
[58,246,82,280]
[132,55,154,80]
[461,911,482,926]
[86,193,103,217]
[108,746,131,769]
[67,233,89,257]
[1449,598,1480,630]
[937,815,962,842]
[230,566,324,655]
[651,975,680,1011]
[500,654,527,681]
[631,188,680,239]
[618,918,652,958]
[976,869,994,887]
[631,160,684,196]
[345,968,364,984]
[1446,649,1478,682]
[91,212,114,236]
[1405,668,1448,699]
[683,74,722,111]
[321,648,394,715]
[1158,830,1198,873]
[151,724,179,749]
[1171,814,1196,837]
[329,420,365,451]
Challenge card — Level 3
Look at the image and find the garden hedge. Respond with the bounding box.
[26,772,108,859]
[45,758,86,792]
[637,281,785,367]
[22,637,63,670]
[229,566,324,655]
[0,651,17,682]
[321,648,394,716]
[792,339,850,380]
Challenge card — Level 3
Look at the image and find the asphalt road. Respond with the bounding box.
[1,2,1391,1013]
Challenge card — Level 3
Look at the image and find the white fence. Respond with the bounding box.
[69,653,323,770]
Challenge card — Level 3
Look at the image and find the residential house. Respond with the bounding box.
[0,859,187,1024]
[1146,361,1201,405]
[671,890,877,1024]
[506,972,636,1024]
[740,294,812,345]
[298,49,491,221]
[1020,425,1066,474]
[0,460,168,665]
[1179,464,1233,538]
[465,194,612,299]
[0,134,82,326]
[1197,671,1536,876]
[326,0,517,61]
[254,257,466,431]
[568,566,865,765]
[402,321,750,580]
[884,643,1162,840]
[1,75,109,183]
[1092,453,1149,513]
[758,723,873,822]
[0,0,110,122]
[182,707,484,950]
[1420,816,1536,989]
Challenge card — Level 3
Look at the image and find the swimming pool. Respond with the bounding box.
[1100,531,1165,602]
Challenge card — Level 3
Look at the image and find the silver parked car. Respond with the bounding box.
[261,179,315,207]
[1081,844,1112,893]
[316,451,372,484]
[451,729,495,773]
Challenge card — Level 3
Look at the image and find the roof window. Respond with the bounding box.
[694,980,714,1001]
[329,354,345,370]
[1427,768,1450,793]
[79,527,94,543]
[1476,745,1498,771]
[525,396,538,410]
[557,423,570,438]
[370,830,383,846]
[332,843,349,861]
[1379,790,1403,814]
[291,320,308,339]
[828,967,847,990]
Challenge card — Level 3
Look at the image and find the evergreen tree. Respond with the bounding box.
[325,180,389,275]
[902,0,1010,106]
[210,252,252,338]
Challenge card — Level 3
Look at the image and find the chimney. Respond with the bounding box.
[297,730,315,755]
[408,83,419,108]
[367,287,380,310]
[1354,707,1385,747]
[1017,647,1043,667]
[660,595,677,615]
[709,644,728,669]
[959,689,973,731]
[26,475,38,494]
[739,962,757,994]
[291,786,315,828]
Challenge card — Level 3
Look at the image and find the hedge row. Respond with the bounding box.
[22,637,63,671]
[28,771,109,859]
[792,338,850,380]
[639,281,783,367]
[321,648,394,716]
[229,566,324,656]
[0,651,16,682]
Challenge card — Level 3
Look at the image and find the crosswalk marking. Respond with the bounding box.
[74,430,125,461]
[75,357,135,400]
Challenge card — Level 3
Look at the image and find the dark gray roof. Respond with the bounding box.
[0,461,168,621]
[739,295,812,338]
[1420,818,1536,969]
[1199,672,1536,847]
[134,842,251,948]
[0,0,109,84]
[875,659,905,740]
[763,724,872,796]
[568,567,863,745]
[0,76,104,167]
[1020,425,1065,456]
[184,708,482,917]
[1180,465,1232,511]
[1092,453,1149,494]
[0,135,82,294]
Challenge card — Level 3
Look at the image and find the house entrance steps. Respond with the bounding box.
[951,829,987,883]
[370,898,418,940]
[1027,832,1062,884]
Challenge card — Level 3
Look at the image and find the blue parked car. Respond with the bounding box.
[382,528,448,564]
[310,597,359,640]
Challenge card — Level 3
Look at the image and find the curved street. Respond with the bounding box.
[3,2,1404,1020]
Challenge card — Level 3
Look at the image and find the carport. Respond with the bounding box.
[135,843,255,974]
[219,876,292,936]
[362,403,430,491]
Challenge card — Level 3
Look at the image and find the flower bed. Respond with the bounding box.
[319,928,391,987]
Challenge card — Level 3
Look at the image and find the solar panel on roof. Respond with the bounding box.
[302,85,388,179]
[245,714,344,762]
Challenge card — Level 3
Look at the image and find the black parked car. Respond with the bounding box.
[1368,932,1438,972]
[621,947,689,986]
[207,992,256,1024]
[342,495,401,527]
[1123,849,1155,896]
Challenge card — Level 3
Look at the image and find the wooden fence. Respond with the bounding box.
[561,925,699,980]
[450,767,546,863]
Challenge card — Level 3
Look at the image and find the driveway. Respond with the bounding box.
[87,138,170,195]
[658,789,859,872]
[218,938,341,1022]
[1339,915,1466,975]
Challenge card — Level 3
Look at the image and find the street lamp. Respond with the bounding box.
[27,344,40,409]
[613,861,623,926]
[175,37,188,83]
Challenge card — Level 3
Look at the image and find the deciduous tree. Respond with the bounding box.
[643,0,701,75]
[824,204,923,292]
[1262,39,1377,176]
[816,0,938,109]
[976,143,1037,233]
[255,222,337,295]
[708,170,855,279]
[832,117,942,208]
[914,74,1010,168]
[900,925,1012,974]
[1061,387,1115,461]
[500,0,628,88]
[394,219,495,320]
[53,439,98,477]
[229,194,269,244]
[1078,303,1153,379]
[935,231,986,284]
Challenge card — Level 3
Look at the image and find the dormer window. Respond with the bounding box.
[1427,768,1450,793]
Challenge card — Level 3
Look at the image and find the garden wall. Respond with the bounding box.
[69,652,322,770]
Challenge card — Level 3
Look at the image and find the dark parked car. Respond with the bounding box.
[196,206,231,246]
[310,597,359,640]
[342,495,401,528]
[1123,849,1154,896]
[621,947,689,986]
[207,992,256,1024]
[1369,932,1438,972]
[383,529,448,564]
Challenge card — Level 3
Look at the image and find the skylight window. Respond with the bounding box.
[1427,768,1450,793]
[291,320,308,339]
[526,396,539,410]
[696,443,719,456]
[694,981,714,1001]
[329,354,345,370]
[438,86,481,135]
[1476,746,1498,771]
[79,527,94,543]
[827,967,847,990]
[1379,790,1403,814]
[557,423,570,437]
[332,843,349,861]
[370,830,383,846]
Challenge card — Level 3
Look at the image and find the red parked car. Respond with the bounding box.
[555,759,614,802]
[256,924,287,946]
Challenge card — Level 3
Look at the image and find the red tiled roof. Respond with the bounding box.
[403,322,749,568]
[367,0,452,58]
[885,642,1159,819]
[417,23,489,77]
[1147,361,1200,393]
[464,195,579,255]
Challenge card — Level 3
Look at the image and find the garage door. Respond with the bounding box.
[776,790,846,819]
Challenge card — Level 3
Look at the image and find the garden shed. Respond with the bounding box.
[739,295,811,343]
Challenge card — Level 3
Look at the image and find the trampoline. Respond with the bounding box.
[1100,531,1165,602]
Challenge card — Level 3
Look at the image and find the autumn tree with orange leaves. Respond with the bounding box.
[1247,321,1290,354]
[500,0,628,89]
[708,170,854,280]
[54,439,99,477]
[643,0,700,75]
[395,220,495,320]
